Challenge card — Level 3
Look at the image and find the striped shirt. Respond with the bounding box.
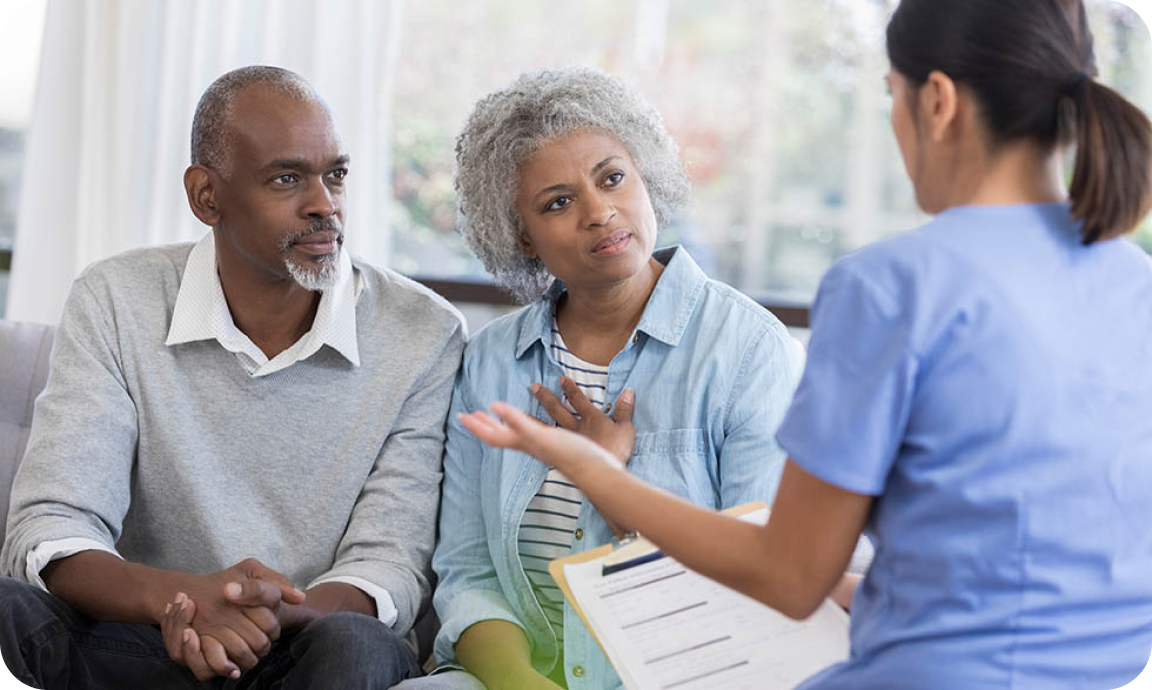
[516,320,609,647]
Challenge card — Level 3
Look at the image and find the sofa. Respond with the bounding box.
[0,320,56,546]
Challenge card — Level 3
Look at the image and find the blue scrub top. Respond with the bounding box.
[777,203,1152,689]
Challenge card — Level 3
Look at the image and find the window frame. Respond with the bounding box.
[0,247,807,326]
[412,275,810,328]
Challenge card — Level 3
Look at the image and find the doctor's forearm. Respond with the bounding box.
[570,461,803,610]
[570,457,858,619]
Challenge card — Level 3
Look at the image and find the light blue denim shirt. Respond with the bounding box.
[431,246,804,690]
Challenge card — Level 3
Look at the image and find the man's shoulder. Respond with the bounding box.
[76,243,195,294]
[465,302,531,353]
[457,303,539,384]
[65,244,195,325]
[351,258,467,337]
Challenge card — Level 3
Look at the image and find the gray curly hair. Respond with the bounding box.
[455,67,691,303]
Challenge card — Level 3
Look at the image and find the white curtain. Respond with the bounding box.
[7,0,399,324]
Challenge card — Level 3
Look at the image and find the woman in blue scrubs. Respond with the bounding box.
[459,0,1152,687]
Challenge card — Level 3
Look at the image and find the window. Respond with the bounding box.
[2,1,1148,322]
[0,0,48,318]
[389,0,1152,312]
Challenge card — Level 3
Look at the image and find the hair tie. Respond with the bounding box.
[1062,72,1091,96]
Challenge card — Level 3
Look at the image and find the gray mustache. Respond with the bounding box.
[280,220,344,250]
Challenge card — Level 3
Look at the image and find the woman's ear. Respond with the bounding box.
[519,232,538,259]
[183,165,221,226]
[921,70,960,143]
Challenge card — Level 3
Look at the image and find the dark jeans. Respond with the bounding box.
[0,577,419,689]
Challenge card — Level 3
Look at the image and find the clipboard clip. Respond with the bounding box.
[597,502,771,576]
[609,530,640,549]
[601,531,665,576]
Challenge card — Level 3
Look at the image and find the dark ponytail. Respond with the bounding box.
[887,0,1152,244]
[1067,78,1152,243]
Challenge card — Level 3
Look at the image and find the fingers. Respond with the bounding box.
[558,378,598,419]
[181,628,216,681]
[234,559,306,606]
[225,614,273,662]
[160,594,215,681]
[200,634,243,679]
[490,401,547,433]
[277,581,306,606]
[612,388,635,425]
[224,579,283,608]
[458,410,522,449]
[161,594,194,663]
[490,401,558,456]
[214,582,282,652]
[531,383,577,429]
[242,605,282,642]
[175,603,271,680]
[204,625,263,675]
[460,402,556,453]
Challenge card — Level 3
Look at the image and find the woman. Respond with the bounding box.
[424,68,820,690]
[461,2,1152,688]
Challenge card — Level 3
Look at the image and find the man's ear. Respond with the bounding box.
[183,165,221,226]
[921,70,959,144]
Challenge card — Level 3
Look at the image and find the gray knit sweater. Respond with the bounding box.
[1,244,465,634]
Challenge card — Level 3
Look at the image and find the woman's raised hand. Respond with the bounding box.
[530,378,636,463]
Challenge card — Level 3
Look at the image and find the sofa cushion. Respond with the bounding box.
[0,320,56,544]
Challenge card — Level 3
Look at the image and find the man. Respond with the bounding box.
[0,66,464,688]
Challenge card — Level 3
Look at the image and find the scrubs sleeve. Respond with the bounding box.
[776,259,918,496]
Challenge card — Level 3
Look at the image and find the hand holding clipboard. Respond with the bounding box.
[549,504,850,690]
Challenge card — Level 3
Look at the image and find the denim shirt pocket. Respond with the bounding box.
[628,428,715,508]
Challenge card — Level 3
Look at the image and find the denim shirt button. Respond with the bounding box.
[573,665,585,678]
[603,402,612,414]
[574,528,584,540]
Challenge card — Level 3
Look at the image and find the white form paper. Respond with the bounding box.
[563,509,850,690]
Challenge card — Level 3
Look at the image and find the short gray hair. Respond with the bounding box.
[455,67,690,303]
[191,66,320,175]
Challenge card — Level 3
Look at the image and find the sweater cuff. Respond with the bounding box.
[26,538,122,591]
[308,574,399,627]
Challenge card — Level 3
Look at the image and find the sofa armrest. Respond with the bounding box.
[0,320,56,544]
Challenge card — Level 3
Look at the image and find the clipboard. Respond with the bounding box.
[546,501,849,689]
[547,501,769,654]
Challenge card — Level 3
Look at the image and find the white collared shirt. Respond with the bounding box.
[29,232,399,627]
[165,231,363,375]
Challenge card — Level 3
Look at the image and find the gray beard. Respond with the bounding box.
[284,251,339,292]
